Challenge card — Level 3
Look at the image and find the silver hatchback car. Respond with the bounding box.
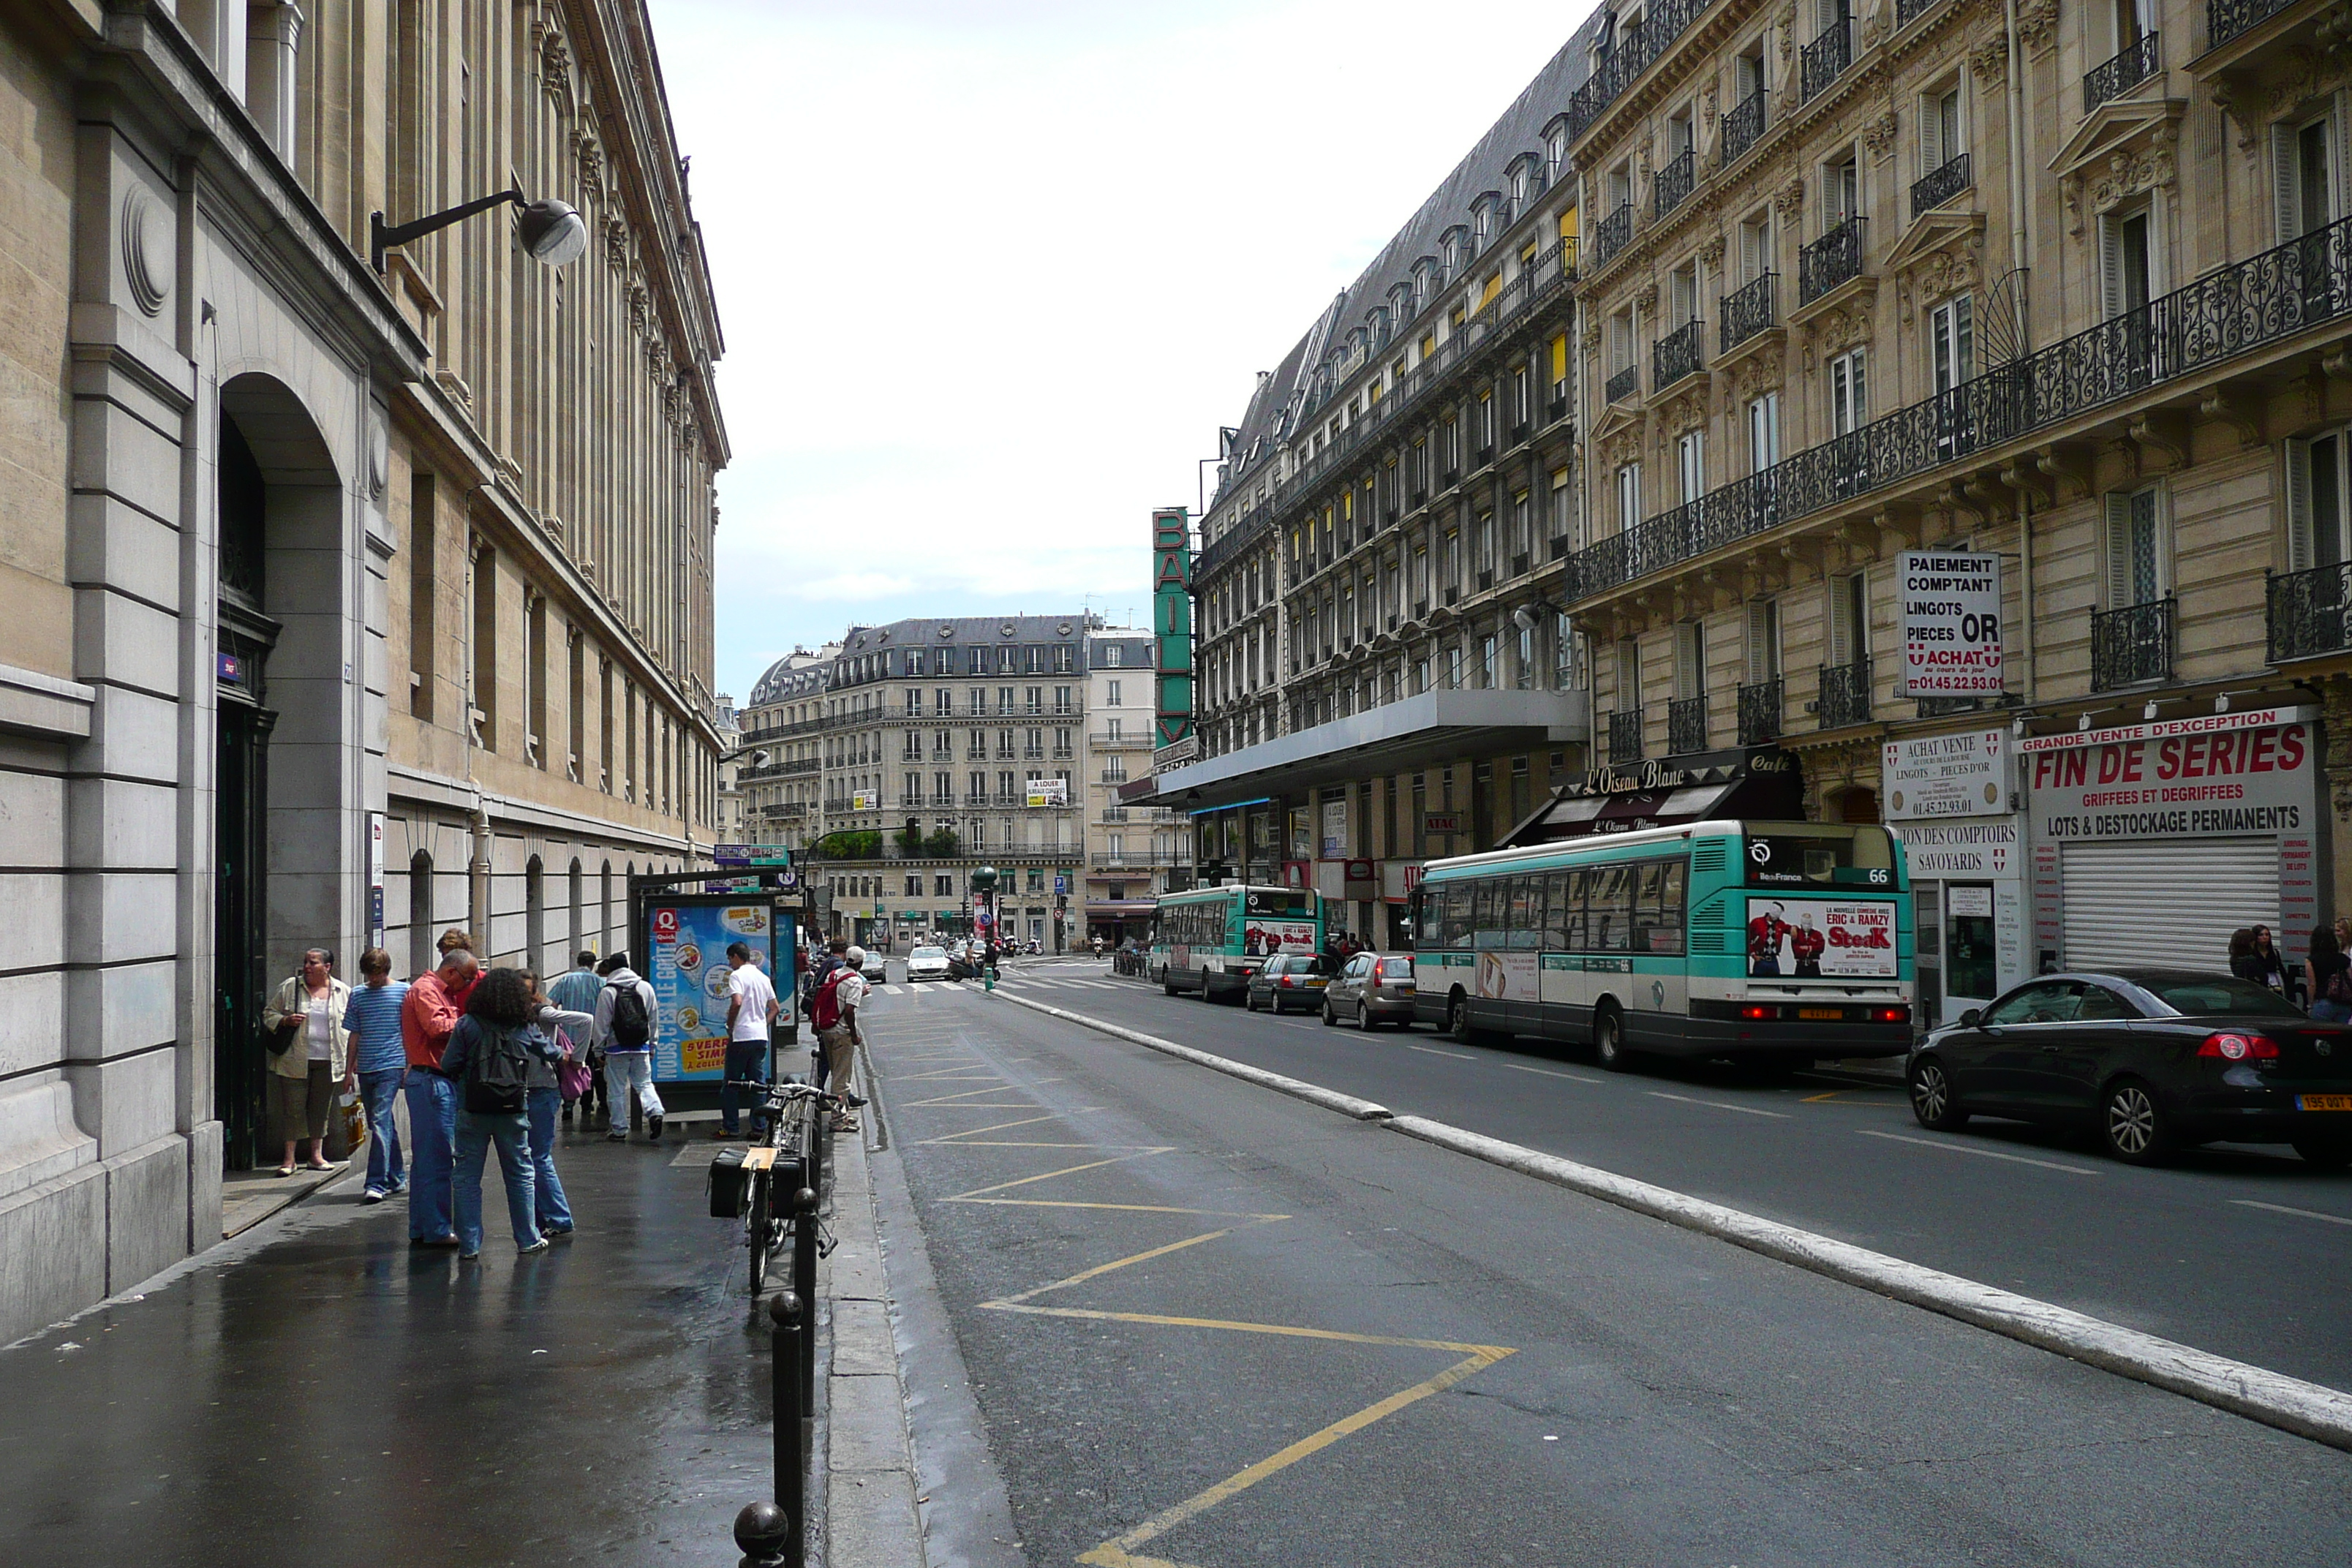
[1322,953,1417,1030]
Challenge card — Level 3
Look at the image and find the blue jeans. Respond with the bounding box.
[453,1109,539,1255]
[402,1068,459,1241]
[358,1068,405,1194]
[721,1040,768,1136]
[525,1087,573,1232]
[2313,999,2352,1024]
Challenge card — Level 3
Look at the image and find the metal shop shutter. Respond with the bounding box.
[2059,839,2278,973]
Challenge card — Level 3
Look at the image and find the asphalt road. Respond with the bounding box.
[866,973,2350,1567]
[934,960,2352,1396]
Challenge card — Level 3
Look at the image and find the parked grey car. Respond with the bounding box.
[1244,953,1330,1014]
[1323,953,1417,1030]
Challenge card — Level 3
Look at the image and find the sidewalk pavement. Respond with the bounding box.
[816,1123,930,1564]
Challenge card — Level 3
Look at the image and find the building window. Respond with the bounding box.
[1929,296,1972,394]
[1829,348,1866,435]
[2105,486,2168,608]
[1746,392,1782,473]
[1616,462,1642,533]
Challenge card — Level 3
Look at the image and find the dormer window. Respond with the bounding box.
[1544,115,1571,178]
[1441,224,1471,276]
[1472,191,1503,243]
[1368,304,1392,346]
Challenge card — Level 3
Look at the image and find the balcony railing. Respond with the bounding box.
[1561,210,2352,609]
[1654,318,1705,388]
[2268,561,2352,662]
[1667,695,1708,755]
[1817,657,1872,729]
[1912,153,1971,220]
[1089,851,1194,869]
[1608,707,1644,766]
[1654,146,1696,219]
[2092,598,2174,689]
[1738,679,1782,745]
[1607,363,1640,403]
[1719,88,1766,166]
[1591,202,1634,268]
[2209,0,2299,48]
[2086,33,2160,114]
[1088,731,1150,748]
[1721,273,1776,350]
[1798,215,1866,304]
[1564,0,1713,142]
[1896,0,1944,25]
[1801,19,1852,102]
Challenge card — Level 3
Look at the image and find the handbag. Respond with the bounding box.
[265,1016,301,1056]
[556,1027,595,1099]
[2326,965,2352,1008]
[338,1090,368,1150]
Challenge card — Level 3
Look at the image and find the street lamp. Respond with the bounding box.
[371,189,589,274]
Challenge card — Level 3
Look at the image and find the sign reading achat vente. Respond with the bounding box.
[1899,551,2003,697]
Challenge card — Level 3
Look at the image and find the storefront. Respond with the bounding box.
[2022,707,2325,974]
[1501,746,1805,844]
[1885,729,2028,1028]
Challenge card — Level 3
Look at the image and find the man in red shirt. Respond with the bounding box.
[401,948,480,1246]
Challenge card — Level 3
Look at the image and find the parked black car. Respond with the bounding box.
[1244,953,1330,1014]
[1906,969,2352,1166]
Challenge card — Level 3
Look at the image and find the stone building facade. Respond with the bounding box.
[0,0,723,1343]
[1080,628,1188,944]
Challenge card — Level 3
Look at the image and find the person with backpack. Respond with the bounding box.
[809,947,872,1134]
[592,951,663,1142]
[439,967,563,1260]
[521,970,594,1237]
[804,938,850,1087]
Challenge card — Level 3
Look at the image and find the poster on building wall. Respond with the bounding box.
[1320,799,1348,859]
[1744,898,1898,979]
[1891,819,2019,876]
[1288,808,1311,859]
[1898,551,2005,696]
[647,900,777,1082]
[1025,778,1068,807]
[2021,712,2315,841]
[1884,731,2010,819]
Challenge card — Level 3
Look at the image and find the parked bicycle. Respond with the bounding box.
[715,1078,840,1294]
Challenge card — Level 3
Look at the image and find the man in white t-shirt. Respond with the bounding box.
[720,941,781,1139]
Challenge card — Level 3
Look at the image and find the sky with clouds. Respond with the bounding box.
[652,0,1596,705]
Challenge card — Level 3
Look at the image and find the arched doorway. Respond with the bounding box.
[211,376,348,1171]
[409,850,435,979]
[1831,786,1881,825]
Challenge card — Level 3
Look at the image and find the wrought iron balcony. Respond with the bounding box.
[1667,695,1708,755]
[1591,202,1634,268]
[1607,363,1640,403]
[2209,0,2300,48]
[1896,0,1944,25]
[2091,598,2174,690]
[1719,88,1767,166]
[1912,153,1970,219]
[1608,706,1644,766]
[2269,562,2352,662]
[1801,19,1852,102]
[1655,146,1696,219]
[1738,679,1782,745]
[1654,318,1705,388]
[1721,273,1776,350]
[1817,657,1872,729]
[1563,0,1713,142]
[1798,216,1866,304]
[2085,32,2160,114]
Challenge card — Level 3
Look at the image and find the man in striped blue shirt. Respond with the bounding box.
[547,951,606,1125]
[342,949,411,1202]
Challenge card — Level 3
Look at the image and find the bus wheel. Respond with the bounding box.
[1448,992,1472,1045]
[1594,1007,1635,1073]
[1163,973,1180,997]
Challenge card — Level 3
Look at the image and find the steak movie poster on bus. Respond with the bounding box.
[1744,898,1897,979]
[1241,920,1317,957]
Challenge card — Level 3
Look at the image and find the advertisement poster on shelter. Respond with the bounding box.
[1744,898,1896,979]
[647,902,774,1080]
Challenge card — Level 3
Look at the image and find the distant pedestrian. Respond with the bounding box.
[262,948,351,1177]
[521,970,593,1239]
[440,968,561,1260]
[2250,925,2293,997]
[592,951,663,1142]
[401,946,482,1247]
[806,938,850,1086]
[720,941,781,1139]
[2228,927,2259,983]
[2309,927,2352,1024]
[439,928,480,962]
[342,948,410,1202]
[547,951,606,1126]
[809,947,871,1134]
[2337,917,2352,959]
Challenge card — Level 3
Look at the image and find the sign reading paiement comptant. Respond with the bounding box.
[1899,551,2003,696]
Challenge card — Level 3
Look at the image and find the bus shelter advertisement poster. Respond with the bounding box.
[1744,898,1896,979]
[648,902,777,1079]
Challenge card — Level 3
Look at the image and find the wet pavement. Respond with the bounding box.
[0,1117,776,1566]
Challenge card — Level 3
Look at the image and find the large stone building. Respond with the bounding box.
[0,0,723,1341]
[1081,627,1189,944]
[1140,27,1604,946]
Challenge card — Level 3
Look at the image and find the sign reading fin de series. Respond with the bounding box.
[1899,550,2003,696]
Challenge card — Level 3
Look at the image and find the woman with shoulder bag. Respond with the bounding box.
[440,968,562,1261]
[2307,927,2352,1023]
[261,949,351,1177]
[521,970,594,1240]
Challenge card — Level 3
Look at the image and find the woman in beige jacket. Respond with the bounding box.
[262,948,353,1176]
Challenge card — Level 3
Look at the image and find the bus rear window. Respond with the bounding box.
[1243,890,1313,917]
[1744,825,1899,889]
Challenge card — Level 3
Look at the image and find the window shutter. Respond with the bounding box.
[1675,623,1703,700]
[2104,493,2133,608]
[2274,122,2301,244]
[2287,439,2315,573]
[2335,94,2352,226]
[1921,94,1942,173]
[1850,347,1867,425]
[2099,215,2125,320]
[1815,0,1838,38]
[1746,600,1772,685]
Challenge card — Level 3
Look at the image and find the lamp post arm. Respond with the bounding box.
[371,189,524,272]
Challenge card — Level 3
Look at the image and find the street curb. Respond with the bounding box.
[987,988,1395,1122]
[820,1123,932,1566]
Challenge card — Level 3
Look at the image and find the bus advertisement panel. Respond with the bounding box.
[1744,897,1899,979]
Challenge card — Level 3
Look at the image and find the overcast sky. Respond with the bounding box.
[653,0,1594,706]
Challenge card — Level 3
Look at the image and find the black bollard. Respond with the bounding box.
[734,1500,790,1568]
[767,1292,805,1568]
[794,1186,819,1409]
[806,1091,829,1212]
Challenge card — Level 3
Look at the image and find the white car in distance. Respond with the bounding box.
[906,946,951,982]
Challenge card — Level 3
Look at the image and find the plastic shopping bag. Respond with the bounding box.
[338,1090,368,1152]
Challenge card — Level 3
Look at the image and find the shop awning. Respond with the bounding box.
[1503,748,1803,845]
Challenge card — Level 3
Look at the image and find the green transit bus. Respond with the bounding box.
[1150,885,1327,1002]
[1409,820,1914,1069]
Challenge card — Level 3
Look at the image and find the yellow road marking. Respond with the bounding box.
[895,1068,1003,1082]
[946,1150,1172,1200]
[917,1114,1066,1143]
[981,1302,1506,1357]
[905,1085,1041,1107]
[1074,1348,1514,1568]
[930,1141,1164,1149]
[992,1229,1240,1305]
[1801,1090,1905,1105]
[950,1199,1289,1217]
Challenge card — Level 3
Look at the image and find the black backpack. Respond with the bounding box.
[608,983,652,1049]
[462,1018,532,1114]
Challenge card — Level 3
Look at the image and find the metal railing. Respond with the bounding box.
[1896,0,1944,25]
[1654,318,1705,388]
[1565,0,1714,142]
[2268,561,2352,662]
[2085,32,2160,114]
[1607,363,1640,403]
[1591,202,1634,268]
[1089,850,1194,868]
[1798,215,1866,304]
[1655,146,1696,219]
[2091,598,2174,689]
[1738,679,1782,745]
[1088,731,1150,747]
[1719,88,1767,166]
[1801,18,1852,102]
[1667,695,1708,755]
[2209,0,2299,48]
[1912,153,1970,219]
[1817,657,1872,728]
[1721,273,1776,350]
[1608,707,1644,765]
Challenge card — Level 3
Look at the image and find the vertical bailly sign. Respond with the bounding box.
[1899,550,2004,696]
